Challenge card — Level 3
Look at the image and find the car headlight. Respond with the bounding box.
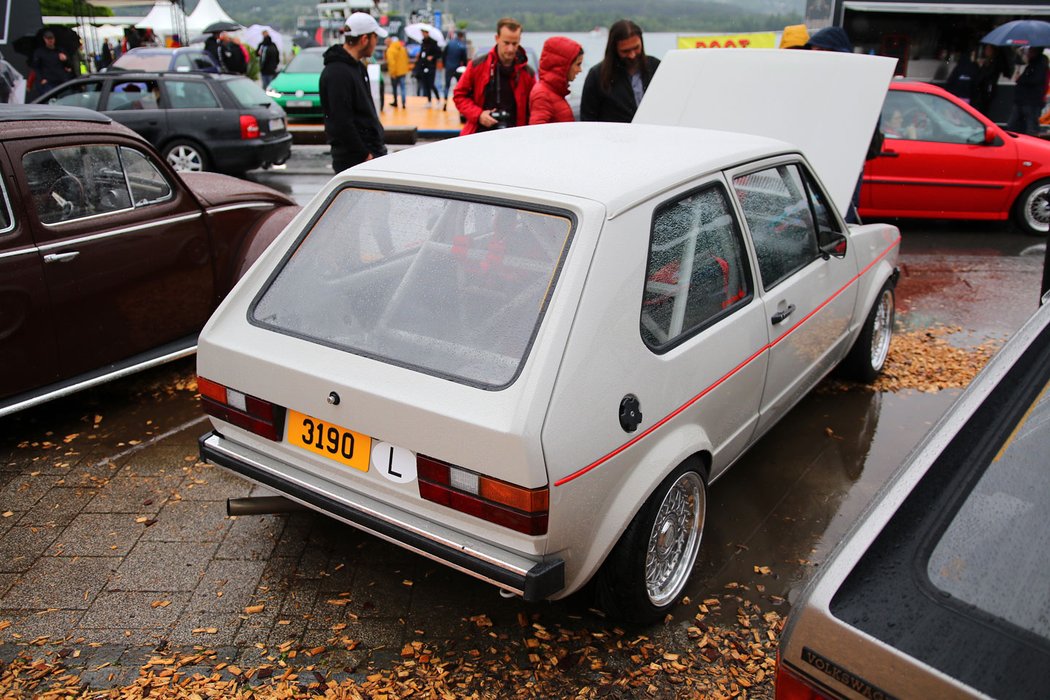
[266,89,282,99]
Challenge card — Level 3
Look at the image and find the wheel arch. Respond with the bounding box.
[552,421,713,598]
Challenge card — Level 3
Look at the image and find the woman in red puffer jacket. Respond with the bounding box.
[529,36,583,124]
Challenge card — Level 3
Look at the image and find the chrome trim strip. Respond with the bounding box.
[36,212,203,252]
[0,246,38,261]
[206,202,276,215]
[0,345,196,418]
[201,434,535,590]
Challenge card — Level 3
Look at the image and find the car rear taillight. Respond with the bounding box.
[417,455,549,536]
[198,376,285,441]
[239,114,260,139]
[774,653,834,700]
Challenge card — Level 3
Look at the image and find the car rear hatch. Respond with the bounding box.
[224,76,287,138]
[197,182,591,596]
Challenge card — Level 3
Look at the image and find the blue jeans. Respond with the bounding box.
[390,75,406,106]
[1006,102,1042,136]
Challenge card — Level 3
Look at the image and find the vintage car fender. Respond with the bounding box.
[551,420,714,596]
[232,204,301,281]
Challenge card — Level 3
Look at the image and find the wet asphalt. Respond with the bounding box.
[0,153,1045,689]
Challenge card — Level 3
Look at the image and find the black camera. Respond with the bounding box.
[489,109,511,128]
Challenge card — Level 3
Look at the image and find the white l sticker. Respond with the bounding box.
[372,442,416,484]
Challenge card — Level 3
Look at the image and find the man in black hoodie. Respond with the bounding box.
[320,12,388,172]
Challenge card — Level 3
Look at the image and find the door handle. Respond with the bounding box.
[878,150,899,158]
[771,304,795,325]
[43,251,80,263]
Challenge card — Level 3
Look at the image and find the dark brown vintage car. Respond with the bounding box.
[0,104,299,417]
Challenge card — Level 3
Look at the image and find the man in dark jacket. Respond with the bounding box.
[580,19,659,123]
[1007,46,1049,136]
[453,17,535,135]
[319,12,387,172]
[257,31,280,89]
[30,31,73,99]
[442,31,468,107]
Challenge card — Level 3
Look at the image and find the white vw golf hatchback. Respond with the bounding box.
[197,50,900,622]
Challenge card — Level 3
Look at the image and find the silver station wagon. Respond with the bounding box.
[197,51,900,622]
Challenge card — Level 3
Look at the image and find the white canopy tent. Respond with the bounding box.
[134,0,188,36]
[187,0,238,35]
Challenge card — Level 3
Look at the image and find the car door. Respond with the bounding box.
[102,77,169,147]
[864,89,1016,218]
[732,160,858,435]
[0,144,58,403]
[12,136,216,380]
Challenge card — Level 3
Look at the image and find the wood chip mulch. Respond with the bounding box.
[0,597,781,699]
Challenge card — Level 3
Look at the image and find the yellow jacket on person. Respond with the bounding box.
[386,40,409,78]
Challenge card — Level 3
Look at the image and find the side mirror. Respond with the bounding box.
[984,125,1000,146]
[819,232,848,260]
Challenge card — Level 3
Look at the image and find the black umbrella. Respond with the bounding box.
[981,19,1050,47]
[203,20,241,34]
[13,25,81,58]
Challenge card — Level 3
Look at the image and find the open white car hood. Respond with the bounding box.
[634,49,896,219]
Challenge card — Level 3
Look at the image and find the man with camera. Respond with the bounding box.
[319,12,388,172]
[453,17,535,135]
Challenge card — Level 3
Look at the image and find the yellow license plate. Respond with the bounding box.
[287,409,371,472]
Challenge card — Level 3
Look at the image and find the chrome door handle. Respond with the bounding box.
[43,251,80,263]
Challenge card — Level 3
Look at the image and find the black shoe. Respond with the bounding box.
[441,102,447,111]
[389,102,397,107]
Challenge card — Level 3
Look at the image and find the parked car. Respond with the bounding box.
[777,292,1050,700]
[861,79,1050,235]
[0,104,300,418]
[195,50,900,622]
[108,46,220,73]
[34,71,291,175]
[265,47,324,120]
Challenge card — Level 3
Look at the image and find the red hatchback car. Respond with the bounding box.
[861,80,1050,235]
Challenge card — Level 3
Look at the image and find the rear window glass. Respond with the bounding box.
[927,377,1050,639]
[285,51,324,73]
[225,77,273,108]
[111,53,168,71]
[251,187,574,388]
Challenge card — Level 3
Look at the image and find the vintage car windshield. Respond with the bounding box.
[251,187,574,388]
[926,375,1050,640]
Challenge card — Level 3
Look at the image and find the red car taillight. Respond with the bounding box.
[417,455,549,536]
[198,376,285,441]
[774,652,834,700]
[239,114,260,139]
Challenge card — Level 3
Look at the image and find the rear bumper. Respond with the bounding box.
[198,430,565,601]
[211,133,293,173]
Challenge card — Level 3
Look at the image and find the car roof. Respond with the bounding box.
[64,70,233,82]
[0,103,111,124]
[353,122,794,218]
[0,103,145,141]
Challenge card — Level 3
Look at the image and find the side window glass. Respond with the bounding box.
[46,81,102,110]
[108,79,160,110]
[641,185,753,350]
[0,177,13,234]
[23,145,131,225]
[882,91,984,144]
[801,168,842,247]
[173,54,192,72]
[120,147,173,205]
[166,80,220,109]
[733,164,819,290]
